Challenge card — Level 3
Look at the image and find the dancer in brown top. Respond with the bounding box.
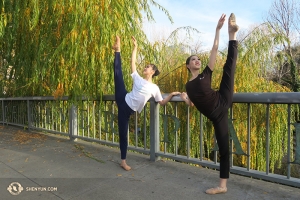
[181,13,239,194]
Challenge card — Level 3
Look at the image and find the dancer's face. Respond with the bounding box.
[187,56,201,71]
[143,65,155,76]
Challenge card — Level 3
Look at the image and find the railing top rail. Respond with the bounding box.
[0,92,299,104]
[233,92,300,104]
[162,92,300,104]
[0,96,69,101]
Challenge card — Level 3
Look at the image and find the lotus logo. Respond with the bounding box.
[7,182,23,195]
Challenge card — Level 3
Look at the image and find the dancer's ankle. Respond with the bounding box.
[120,160,131,171]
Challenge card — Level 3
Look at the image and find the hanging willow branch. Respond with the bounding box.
[0,0,172,99]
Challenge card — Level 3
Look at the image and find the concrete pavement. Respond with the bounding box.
[0,125,299,200]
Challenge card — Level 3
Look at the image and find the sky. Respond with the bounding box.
[143,0,275,50]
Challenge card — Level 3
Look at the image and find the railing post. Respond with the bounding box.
[266,104,270,175]
[69,105,78,141]
[150,99,160,161]
[27,100,32,130]
[1,100,4,125]
[287,104,291,179]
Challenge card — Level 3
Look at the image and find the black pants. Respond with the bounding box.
[114,52,134,160]
[208,40,238,179]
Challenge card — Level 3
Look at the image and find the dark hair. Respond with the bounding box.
[186,55,197,65]
[185,55,197,73]
[149,64,160,77]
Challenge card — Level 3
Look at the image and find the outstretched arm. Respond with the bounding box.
[158,92,181,106]
[208,14,226,71]
[131,36,137,73]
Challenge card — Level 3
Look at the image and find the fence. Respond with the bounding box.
[0,93,299,187]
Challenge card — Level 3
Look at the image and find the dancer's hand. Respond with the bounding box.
[180,92,188,100]
[131,36,137,73]
[171,92,181,96]
[180,92,194,106]
[131,36,137,48]
[216,14,226,30]
[158,92,181,106]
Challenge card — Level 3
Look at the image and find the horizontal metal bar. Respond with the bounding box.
[73,136,120,147]
[30,127,69,136]
[161,92,300,104]
[2,123,68,136]
[3,122,26,128]
[156,152,220,169]
[73,135,150,155]
[102,95,116,101]
[127,146,150,155]
[0,96,69,101]
[156,152,300,188]
[230,166,300,188]
[233,92,300,104]
[1,92,300,104]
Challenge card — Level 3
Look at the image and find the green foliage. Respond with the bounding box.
[0,0,171,98]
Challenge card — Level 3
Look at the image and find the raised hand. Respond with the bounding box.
[131,36,137,48]
[216,14,226,30]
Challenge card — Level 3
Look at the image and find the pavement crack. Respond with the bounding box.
[74,144,105,163]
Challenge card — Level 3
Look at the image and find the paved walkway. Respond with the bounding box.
[0,125,300,200]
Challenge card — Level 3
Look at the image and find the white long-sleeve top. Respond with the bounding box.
[125,71,163,113]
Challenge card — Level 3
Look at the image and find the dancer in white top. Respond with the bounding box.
[113,36,180,170]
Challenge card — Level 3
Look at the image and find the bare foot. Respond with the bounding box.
[120,160,131,171]
[228,13,239,33]
[205,187,227,195]
[112,36,120,52]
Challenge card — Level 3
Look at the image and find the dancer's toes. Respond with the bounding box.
[228,13,239,33]
[205,187,227,195]
[112,36,121,52]
[120,163,131,171]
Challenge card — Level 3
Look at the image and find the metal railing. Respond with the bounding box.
[0,93,299,188]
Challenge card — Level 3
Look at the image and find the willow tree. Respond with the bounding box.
[0,0,172,98]
[264,0,300,129]
[266,0,300,93]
